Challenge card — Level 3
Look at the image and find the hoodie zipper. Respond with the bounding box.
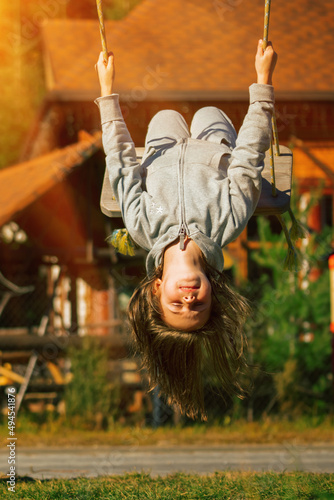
[179,223,186,250]
[178,140,187,250]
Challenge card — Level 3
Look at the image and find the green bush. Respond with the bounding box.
[244,192,333,418]
[64,337,120,429]
[104,0,142,20]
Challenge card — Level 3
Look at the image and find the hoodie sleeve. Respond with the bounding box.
[95,94,152,251]
[222,83,274,244]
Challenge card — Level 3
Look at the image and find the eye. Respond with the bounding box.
[194,302,205,309]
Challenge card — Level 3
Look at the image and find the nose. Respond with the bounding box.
[182,295,196,303]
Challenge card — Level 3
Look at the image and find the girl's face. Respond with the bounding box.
[154,270,212,331]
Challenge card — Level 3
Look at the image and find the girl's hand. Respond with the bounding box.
[95,51,115,97]
[255,39,277,85]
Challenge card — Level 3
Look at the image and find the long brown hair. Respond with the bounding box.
[127,260,250,420]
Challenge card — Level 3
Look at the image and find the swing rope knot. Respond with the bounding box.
[288,208,309,242]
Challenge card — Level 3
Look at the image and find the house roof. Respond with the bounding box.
[0,132,102,227]
[42,0,334,101]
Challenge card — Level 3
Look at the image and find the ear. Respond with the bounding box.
[152,278,162,295]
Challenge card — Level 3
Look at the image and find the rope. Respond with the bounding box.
[268,141,277,197]
[95,2,136,256]
[271,110,280,156]
[96,0,109,63]
[263,0,280,197]
[276,215,299,272]
[263,0,280,156]
[263,0,271,49]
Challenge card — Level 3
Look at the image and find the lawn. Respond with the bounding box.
[1,417,333,448]
[0,472,333,499]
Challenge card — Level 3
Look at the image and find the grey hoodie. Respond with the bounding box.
[95,83,274,274]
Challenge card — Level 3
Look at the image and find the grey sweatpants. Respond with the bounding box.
[143,107,237,160]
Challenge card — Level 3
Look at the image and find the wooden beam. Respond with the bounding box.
[0,334,129,359]
[0,366,25,384]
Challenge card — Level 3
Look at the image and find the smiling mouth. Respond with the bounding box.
[179,286,199,291]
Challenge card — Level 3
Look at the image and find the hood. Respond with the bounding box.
[145,225,225,275]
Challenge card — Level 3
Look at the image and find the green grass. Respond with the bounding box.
[0,472,333,499]
[1,416,333,448]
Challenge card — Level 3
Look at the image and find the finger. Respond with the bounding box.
[106,53,114,69]
[264,41,274,53]
[257,39,264,55]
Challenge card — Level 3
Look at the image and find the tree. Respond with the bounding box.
[244,193,333,418]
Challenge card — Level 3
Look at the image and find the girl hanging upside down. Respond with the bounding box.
[95,39,277,419]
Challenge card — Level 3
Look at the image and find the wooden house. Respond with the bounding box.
[0,0,333,339]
